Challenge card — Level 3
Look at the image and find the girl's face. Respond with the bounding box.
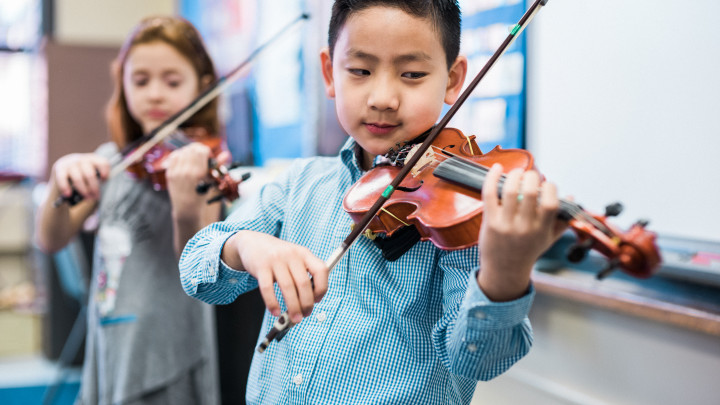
[122,41,200,134]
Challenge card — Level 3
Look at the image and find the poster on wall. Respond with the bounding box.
[180,0,308,165]
[450,0,527,151]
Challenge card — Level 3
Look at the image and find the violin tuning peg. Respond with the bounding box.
[566,238,593,263]
[196,182,212,194]
[604,202,623,217]
[634,219,650,228]
[596,258,620,280]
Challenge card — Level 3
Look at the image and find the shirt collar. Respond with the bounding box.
[339,137,365,178]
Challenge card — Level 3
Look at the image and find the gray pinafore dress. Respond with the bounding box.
[77,143,219,405]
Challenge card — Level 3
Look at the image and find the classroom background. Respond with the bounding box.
[1,0,719,404]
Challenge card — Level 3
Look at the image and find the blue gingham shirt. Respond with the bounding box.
[179,138,535,405]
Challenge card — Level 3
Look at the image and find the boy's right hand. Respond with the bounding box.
[51,153,111,201]
[222,230,329,324]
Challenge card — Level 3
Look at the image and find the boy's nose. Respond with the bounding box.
[367,78,399,111]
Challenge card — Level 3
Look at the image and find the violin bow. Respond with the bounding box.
[257,0,550,352]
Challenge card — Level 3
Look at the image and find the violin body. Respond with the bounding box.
[343,128,535,250]
[125,127,225,191]
[343,127,661,279]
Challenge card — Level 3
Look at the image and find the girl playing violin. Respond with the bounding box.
[36,16,223,404]
[179,1,566,404]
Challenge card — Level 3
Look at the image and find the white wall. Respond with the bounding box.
[55,0,175,46]
[526,0,720,243]
[472,293,720,405]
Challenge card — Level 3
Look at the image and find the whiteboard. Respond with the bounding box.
[525,0,720,243]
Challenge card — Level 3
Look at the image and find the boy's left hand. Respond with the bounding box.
[476,163,567,302]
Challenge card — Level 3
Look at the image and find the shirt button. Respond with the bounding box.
[315,311,327,322]
[293,373,303,385]
[467,343,478,352]
[473,310,486,320]
[228,278,238,284]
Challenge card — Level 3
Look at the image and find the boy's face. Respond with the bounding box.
[321,6,466,169]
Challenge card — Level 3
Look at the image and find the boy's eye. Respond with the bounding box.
[348,68,370,76]
[401,72,427,79]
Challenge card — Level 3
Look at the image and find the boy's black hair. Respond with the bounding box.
[328,0,461,69]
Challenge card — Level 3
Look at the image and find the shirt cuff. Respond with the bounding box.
[461,268,535,331]
[194,233,257,294]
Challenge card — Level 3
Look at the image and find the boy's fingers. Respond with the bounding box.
[499,168,523,220]
[273,264,302,323]
[306,257,329,303]
[287,258,314,317]
[481,163,503,215]
[256,271,281,317]
[517,171,540,220]
[539,181,562,231]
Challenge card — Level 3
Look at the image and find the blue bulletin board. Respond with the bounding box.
[180,0,308,166]
[452,0,528,151]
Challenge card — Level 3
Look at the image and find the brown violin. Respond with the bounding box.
[343,127,662,280]
[124,127,247,203]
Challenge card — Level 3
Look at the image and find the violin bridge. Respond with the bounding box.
[410,148,437,177]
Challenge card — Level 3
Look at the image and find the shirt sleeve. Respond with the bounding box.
[432,251,535,381]
[178,165,294,304]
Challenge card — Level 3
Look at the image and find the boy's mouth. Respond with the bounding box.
[365,122,398,135]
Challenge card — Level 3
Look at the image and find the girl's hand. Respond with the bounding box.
[164,143,214,217]
[222,231,329,324]
[164,143,232,211]
[51,153,111,201]
[165,143,231,256]
[477,164,567,301]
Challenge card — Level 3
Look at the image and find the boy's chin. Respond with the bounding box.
[357,141,397,158]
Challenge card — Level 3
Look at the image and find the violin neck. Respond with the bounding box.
[433,156,578,217]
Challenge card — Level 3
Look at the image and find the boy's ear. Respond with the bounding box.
[444,55,468,104]
[320,47,336,99]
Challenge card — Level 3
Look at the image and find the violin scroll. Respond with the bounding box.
[196,160,251,204]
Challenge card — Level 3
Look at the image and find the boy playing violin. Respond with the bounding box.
[179,1,566,403]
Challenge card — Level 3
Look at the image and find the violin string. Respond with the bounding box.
[435,157,617,238]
